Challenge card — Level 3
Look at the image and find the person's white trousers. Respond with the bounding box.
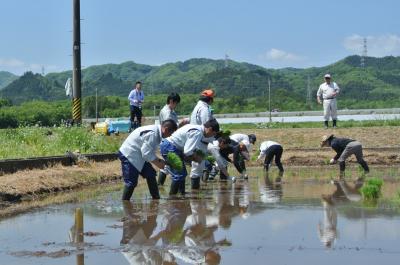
[323,99,337,121]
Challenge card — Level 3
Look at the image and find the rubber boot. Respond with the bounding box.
[158,171,167,186]
[179,179,186,195]
[219,168,228,181]
[333,120,337,128]
[146,175,160,199]
[191,177,200,190]
[202,170,209,182]
[122,186,134,201]
[169,180,179,195]
[359,160,370,173]
[324,121,329,129]
[339,161,346,178]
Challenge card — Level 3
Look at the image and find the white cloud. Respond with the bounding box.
[0,57,58,75]
[0,58,25,68]
[260,48,303,62]
[343,34,400,57]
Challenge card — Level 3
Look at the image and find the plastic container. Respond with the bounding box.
[94,122,108,135]
[109,120,131,133]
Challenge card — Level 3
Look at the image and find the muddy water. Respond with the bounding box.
[1,168,400,265]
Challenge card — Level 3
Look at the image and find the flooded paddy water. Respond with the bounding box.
[1,167,400,265]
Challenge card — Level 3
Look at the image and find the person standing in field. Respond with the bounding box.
[189,89,216,190]
[158,92,189,186]
[320,134,369,177]
[128,81,144,130]
[117,119,178,201]
[317,74,340,129]
[190,89,215,125]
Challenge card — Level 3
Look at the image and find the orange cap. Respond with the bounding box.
[201,89,215,98]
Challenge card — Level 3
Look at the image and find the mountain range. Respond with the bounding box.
[1,56,400,107]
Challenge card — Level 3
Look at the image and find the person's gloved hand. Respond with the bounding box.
[329,158,337,165]
[164,165,173,175]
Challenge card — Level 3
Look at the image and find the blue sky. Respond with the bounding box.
[1,0,400,75]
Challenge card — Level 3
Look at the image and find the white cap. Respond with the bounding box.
[324,74,331,78]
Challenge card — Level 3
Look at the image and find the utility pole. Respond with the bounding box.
[72,0,82,124]
[268,78,272,123]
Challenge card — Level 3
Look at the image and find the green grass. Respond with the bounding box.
[0,126,121,159]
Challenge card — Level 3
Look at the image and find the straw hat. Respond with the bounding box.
[321,134,334,147]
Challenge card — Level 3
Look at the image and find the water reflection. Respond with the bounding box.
[120,199,224,264]
[319,178,364,248]
[121,201,170,264]
[259,173,283,204]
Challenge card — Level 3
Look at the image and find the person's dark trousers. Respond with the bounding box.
[263,145,284,172]
[146,173,160,199]
[158,171,167,186]
[130,105,142,129]
[191,177,200,190]
[233,152,246,174]
[118,151,160,200]
[333,120,337,127]
[170,179,185,195]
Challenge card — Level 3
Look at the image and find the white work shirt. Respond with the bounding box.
[207,140,228,168]
[119,125,162,171]
[230,133,252,151]
[317,82,340,100]
[167,124,205,156]
[257,140,281,160]
[190,100,212,125]
[159,104,178,124]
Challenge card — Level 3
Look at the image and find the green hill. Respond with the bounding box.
[0,71,18,90]
[1,56,400,109]
[0,72,64,104]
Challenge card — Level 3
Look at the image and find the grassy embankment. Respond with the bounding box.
[1,119,399,159]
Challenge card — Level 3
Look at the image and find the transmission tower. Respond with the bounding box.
[360,37,367,68]
[225,54,229,68]
[41,66,45,76]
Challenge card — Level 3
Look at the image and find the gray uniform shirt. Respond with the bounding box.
[159,104,178,124]
[190,101,212,125]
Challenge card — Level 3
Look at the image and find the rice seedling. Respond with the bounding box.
[361,177,384,200]
[166,152,183,171]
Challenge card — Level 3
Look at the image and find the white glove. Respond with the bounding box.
[164,165,173,175]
